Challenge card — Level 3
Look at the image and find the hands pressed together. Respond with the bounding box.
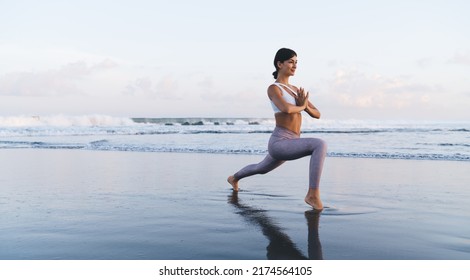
[295,87,309,110]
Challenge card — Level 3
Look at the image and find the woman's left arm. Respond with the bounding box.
[305,100,321,119]
[295,86,321,119]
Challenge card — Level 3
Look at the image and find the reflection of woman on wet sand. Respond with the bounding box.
[228,191,322,260]
[228,48,327,211]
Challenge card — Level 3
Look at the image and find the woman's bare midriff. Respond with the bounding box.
[274,112,302,135]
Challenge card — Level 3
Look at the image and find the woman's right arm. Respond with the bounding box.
[267,85,308,114]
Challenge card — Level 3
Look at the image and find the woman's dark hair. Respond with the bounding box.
[272,48,297,79]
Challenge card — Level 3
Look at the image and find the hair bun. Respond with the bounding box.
[272,71,278,79]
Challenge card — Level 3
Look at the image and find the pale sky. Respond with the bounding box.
[1,0,469,120]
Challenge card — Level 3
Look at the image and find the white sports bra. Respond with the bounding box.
[270,82,297,113]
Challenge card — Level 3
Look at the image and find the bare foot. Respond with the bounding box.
[305,188,323,211]
[227,175,239,191]
[305,197,323,211]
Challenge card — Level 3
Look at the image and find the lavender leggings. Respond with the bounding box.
[234,126,327,189]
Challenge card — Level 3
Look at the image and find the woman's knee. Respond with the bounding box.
[314,138,327,153]
[319,138,327,149]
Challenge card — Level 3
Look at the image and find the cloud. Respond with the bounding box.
[123,75,180,99]
[416,57,434,68]
[449,50,470,65]
[327,68,441,109]
[124,77,154,96]
[0,59,118,96]
[197,76,214,89]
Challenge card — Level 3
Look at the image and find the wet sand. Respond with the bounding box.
[1,149,470,259]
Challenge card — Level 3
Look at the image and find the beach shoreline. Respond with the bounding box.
[1,149,469,260]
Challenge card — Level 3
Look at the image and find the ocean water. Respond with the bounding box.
[0,115,469,161]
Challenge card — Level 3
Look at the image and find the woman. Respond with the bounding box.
[227,48,327,211]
